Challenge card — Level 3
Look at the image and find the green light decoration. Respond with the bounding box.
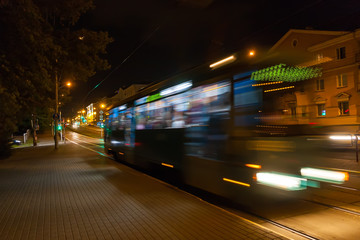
[251,64,322,82]
[146,93,161,103]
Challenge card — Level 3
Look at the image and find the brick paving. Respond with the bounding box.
[0,141,288,240]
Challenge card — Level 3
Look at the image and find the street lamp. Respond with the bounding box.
[249,50,255,57]
[54,79,71,149]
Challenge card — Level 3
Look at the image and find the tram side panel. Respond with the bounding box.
[134,128,184,169]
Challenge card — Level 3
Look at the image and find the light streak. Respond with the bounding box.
[209,55,236,69]
[223,178,250,187]
[264,86,294,93]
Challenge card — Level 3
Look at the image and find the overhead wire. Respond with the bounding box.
[82,25,160,103]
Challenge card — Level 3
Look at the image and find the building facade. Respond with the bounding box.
[268,29,360,133]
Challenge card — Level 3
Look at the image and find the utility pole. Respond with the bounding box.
[54,71,59,149]
[32,113,37,146]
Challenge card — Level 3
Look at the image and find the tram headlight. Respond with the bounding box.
[256,172,307,191]
[300,167,349,184]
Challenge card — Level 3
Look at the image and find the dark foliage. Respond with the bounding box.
[0,0,112,157]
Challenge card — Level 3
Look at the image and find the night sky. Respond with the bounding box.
[66,0,360,114]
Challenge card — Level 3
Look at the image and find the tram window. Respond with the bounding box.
[109,109,119,131]
[233,80,261,127]
[185,80,231,160]
[134,80,230,131]
[234,80,261,108]
[135,92,189,129]
[187,81,230,126]
[233,79,299,126]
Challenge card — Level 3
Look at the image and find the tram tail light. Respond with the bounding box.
[300,168,349,183]
[256,172,307,191]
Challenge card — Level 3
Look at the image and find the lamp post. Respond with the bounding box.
[54,78,71,149]
[100,103,105,138]
[54,73,59,149]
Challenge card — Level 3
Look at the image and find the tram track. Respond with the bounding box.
[249,213,320,240]
[222,196,360,240]
[303,199,360,217]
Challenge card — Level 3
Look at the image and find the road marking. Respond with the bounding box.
[66,138,109,158]
[68,130,102,140]
[69,137,104,148]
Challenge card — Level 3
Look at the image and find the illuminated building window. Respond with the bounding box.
[336,47,346,59]
[336,74,347,88]
[316,53,323,61]
[338,101,349,115]
[290,106,296,118]
[292,39,298,48]
[316,79,324,91]
[317,104,326,117]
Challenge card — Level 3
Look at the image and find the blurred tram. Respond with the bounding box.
[104,55,349,201]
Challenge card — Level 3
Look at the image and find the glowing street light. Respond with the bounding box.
[249,50,255,57]
[54,80,72,149]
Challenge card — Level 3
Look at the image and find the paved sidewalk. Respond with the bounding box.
[0,142,287,240]
[36,132,61,147]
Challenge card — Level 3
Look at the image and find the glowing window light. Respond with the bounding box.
[264,86,294,93]
[135,96,148,106]
[256,172,307,191]
[245,164,261,169]
[160,81,192,97]
[161,163,174,168]
[223,178,250,187]
[118,104,127,111]
[209,55,236,69]
[301,168,349,183]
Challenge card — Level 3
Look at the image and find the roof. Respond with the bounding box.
[269,29,350,53]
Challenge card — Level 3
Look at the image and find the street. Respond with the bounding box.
[1,129,360,239]
[65,130,360,240]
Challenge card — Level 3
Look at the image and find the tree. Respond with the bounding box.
[0,0,112,157]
